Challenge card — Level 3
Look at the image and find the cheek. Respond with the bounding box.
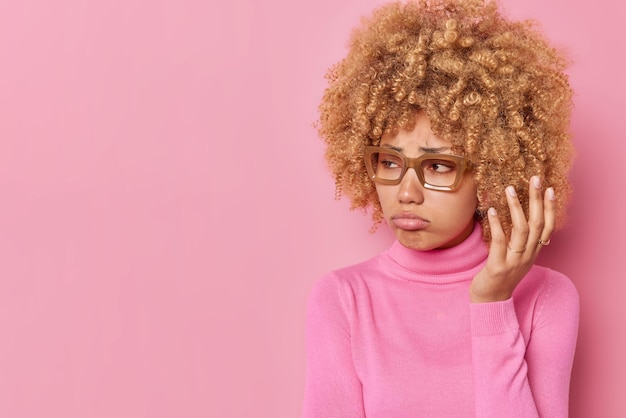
[375,185,396,213]
[433,187,477,217]
[455,187,478,216]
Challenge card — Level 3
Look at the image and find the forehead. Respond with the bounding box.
[379,113,453,153]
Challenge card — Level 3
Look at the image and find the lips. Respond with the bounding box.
[390,213,429,231]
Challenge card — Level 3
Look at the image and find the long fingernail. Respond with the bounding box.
[532,176,541,189]
[506,186,517,197]
[547,187,555,200]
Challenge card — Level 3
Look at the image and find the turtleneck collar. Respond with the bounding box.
[382,222,488,283]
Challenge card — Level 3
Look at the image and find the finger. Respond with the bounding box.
[527,175,545,247]
[487,207,507,261]
[540,187,556,243]
[505,185,529,252]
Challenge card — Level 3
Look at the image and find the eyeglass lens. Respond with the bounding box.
[370,151,460,187]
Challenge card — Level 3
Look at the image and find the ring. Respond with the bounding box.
[538,238,551,246]
[507,243,526,253]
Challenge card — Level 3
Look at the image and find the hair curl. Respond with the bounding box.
[317,0,574,241]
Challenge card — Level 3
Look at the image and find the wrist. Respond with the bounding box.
[469,288,512,303]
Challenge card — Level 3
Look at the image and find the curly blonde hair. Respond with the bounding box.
[318,0,573,241]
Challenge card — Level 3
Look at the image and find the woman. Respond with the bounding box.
[303,0,579,417]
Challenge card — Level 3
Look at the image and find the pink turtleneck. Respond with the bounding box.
[303,225,578,417]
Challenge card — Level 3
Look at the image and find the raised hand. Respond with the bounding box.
[470,176,555,303]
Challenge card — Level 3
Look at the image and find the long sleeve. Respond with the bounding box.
[302,274,365,418]
[470,272,579,418]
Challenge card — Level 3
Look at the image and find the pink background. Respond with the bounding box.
[0,0,623,416]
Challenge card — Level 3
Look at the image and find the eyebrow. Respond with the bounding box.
[381,144,451,153]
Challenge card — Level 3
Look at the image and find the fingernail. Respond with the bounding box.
[488,207,497,216]
[547,187,555,200]
[532,176,541,189]
[506,186,517,197]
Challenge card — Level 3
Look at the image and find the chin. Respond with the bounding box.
[395,231,438,251]
[395,226,473,251]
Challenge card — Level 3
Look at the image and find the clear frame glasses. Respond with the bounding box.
[364,146,468,191]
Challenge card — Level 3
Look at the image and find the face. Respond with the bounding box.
[375,112,478,250]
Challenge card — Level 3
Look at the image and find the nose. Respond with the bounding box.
[397,167,425,204]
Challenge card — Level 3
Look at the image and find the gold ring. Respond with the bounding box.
[507,243,526,253]
[538,238,551,246]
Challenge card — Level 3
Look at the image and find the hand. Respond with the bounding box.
[470,176,555,303]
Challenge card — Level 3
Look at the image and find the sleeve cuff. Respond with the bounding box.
[470,298,519,337]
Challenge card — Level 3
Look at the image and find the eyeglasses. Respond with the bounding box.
[364,146,468,191]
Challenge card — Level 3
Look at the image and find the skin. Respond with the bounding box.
[376,112,479,251]
[375,112,556,303]
[470,179,556,303]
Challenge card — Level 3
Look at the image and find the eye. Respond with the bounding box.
[380,159,400,169]
[377,153,403,170]
[424,159,457,174]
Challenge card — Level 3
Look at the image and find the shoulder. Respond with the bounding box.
[515,265,579,325]
[523,265,578,302]
[311,253,384,294]
[307,254,385,316]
